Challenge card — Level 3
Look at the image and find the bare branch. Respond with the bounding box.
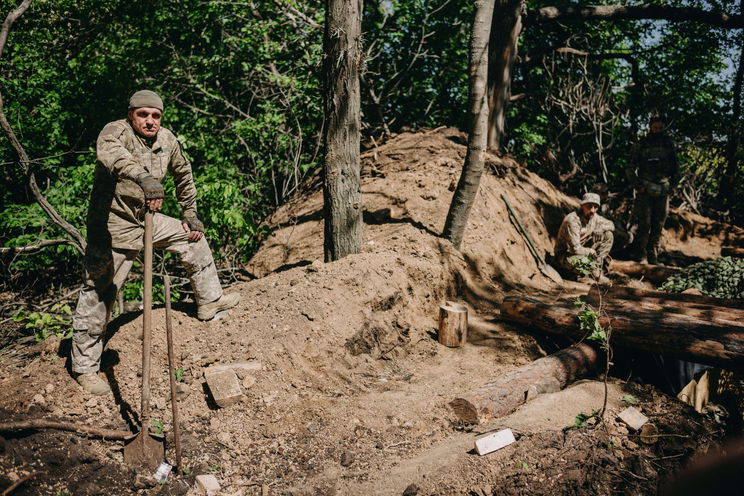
[0,238,75,254]
[0,1,86,254]
[526,5,744,29]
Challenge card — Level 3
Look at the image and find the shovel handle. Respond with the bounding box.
[141,210,153,424]
[164,274,182,469]
[500,194,546,265]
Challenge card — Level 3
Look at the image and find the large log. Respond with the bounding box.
[585,285,744,309]
[450,343,600,424]
[608,259,680,284]
[500,295,744,370]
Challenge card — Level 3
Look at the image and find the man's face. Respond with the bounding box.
[128,107,162,138]
[649,121,665,134]
[580,203,598,218]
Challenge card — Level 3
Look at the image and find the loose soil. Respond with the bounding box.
[1,128,743,495]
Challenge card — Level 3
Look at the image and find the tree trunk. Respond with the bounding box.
[525,5,744,29]
[500,295,744,370]
[721,1,744,207]
[450,342,601,424]
[442,0,495,249]
[486,0,522,151]
[322,0,363,262]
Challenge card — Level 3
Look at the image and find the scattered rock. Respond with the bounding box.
[85,397,98,409]
[204,368,243,407]
[640,423,659,444]
[196,474,221,496]
[176,383,192,399]
[340,450,354,467]
[618,406,648,431]
[402,483,420,496]
[31,394,45,406]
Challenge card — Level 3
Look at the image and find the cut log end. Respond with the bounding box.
[439,301,468,347]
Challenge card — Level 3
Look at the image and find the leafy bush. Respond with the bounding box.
[661,257,744,298]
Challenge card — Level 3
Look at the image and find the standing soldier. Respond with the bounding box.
[627,114,679,265]
[71,90,240,395]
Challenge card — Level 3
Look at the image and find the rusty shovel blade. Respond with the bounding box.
[123,430,165,470]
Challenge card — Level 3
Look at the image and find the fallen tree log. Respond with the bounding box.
[450,342,600,424]
[722,246,744,258]
[585,285,744,310]
[609,260,680,284]
[500,295,744,370]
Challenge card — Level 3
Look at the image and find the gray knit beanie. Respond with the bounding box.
[128,90,164,111]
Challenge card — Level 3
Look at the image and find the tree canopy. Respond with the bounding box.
[1,0,742,293]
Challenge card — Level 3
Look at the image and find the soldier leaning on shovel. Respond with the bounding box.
[626,113,680,265]
[71,90,240,395]
[553,192,615,284]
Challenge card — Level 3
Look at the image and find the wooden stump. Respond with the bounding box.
[439,301,468,347]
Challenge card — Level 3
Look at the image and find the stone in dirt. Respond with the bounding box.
[204,361,262,378]
[204,368,243,407]
[474,428,516,456]
[196,474,221,495]
[617,406,649,431]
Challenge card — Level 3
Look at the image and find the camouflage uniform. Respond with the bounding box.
[554,210,614,278]
[627,133,679,262]
[71,119,222,374]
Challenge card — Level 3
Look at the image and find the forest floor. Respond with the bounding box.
[1,127,744,495]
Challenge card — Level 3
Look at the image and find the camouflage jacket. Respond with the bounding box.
[627,133,679,189]
[87,119,197,250]
[554,210,614,257]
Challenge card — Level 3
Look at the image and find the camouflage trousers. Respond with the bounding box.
[633,192,669,260]
[555,230,614,278]
[71,213,222,374]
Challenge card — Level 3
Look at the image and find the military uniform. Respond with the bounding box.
[71,119,222,374]
[554,210,614,278]
[627,132,679,263]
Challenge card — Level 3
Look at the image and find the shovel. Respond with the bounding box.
[500,194,563,284]
[123,209,165,470]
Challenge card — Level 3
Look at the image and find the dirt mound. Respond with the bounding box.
[1,128,741,495]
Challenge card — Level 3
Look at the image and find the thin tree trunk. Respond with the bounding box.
[322,0,363,262]
[487,0,522,152]
[721,1,744,207]
[442,0,495,249]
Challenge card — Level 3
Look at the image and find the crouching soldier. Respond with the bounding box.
[554,192,614,284]
[71,90,240,395]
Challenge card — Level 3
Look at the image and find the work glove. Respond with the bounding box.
[183,215,205,233]
[136,173,164,200]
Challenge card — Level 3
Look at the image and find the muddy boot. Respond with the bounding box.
[197,292,240,321]
[75,373,112,395]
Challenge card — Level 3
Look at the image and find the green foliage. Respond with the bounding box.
[13,303,73,341]
[573,297,612,350]
[660,256,744,298]
[175,368,185,382]
[568,254,597,277]
[621,394,639,405]
[151,419,165,435]
[514,461,530,470]
[566,410,600,430]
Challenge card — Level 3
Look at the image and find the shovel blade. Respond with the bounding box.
[540,262,564,284]
[123,431,165,470]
